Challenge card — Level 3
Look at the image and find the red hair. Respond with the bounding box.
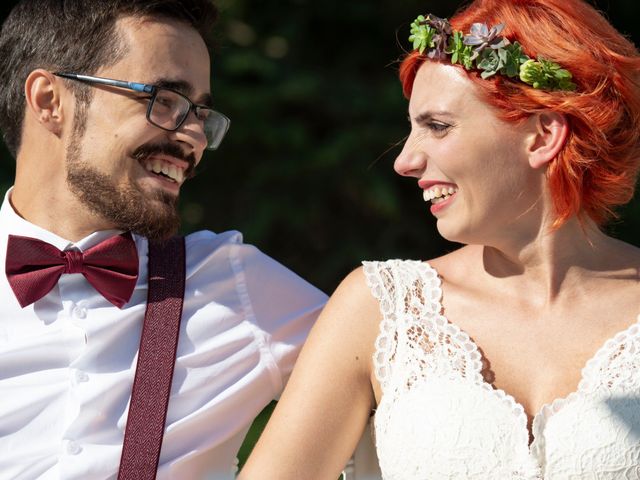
[400,0,640,227]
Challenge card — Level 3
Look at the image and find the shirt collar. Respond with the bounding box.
[0,187,126,252]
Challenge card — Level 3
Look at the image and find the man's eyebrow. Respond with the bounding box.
[152,78,213,107]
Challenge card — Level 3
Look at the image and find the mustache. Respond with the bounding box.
[132,142,197,179]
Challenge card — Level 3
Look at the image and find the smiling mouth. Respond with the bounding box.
[141,158,185,184]
[423,185,458,204]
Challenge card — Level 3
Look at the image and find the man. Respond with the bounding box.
[0,1,326,478]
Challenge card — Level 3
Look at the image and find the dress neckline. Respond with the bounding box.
[420,261,640,452]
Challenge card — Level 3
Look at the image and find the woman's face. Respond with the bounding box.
[394,61,546,246]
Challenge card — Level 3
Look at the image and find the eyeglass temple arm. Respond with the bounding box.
[53,72,155,94]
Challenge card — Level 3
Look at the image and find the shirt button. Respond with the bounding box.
[64,440,82,455]
[72,305,87,319]
[75,370,89,383]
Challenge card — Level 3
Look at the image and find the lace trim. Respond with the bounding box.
[365,259,490,386]
[580,316,640,392]
[363,260,405,390]
[366,260,491,378]
[364,260,454,390]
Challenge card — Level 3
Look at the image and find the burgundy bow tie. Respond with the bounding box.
[6,233,139,308]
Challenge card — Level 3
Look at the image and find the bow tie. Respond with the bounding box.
[6,233,139,308]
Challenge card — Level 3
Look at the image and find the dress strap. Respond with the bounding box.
[364,259,487,394]
[363,260,441,390]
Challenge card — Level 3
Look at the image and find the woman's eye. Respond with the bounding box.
[428,122,450,133]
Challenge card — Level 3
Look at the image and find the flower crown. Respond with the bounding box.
[409,14,577,91]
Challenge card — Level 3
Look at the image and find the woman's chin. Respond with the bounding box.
[435,221,469,245]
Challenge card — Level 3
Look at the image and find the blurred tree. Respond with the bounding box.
[200,0,464,293]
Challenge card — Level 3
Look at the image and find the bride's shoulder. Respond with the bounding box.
[326,246,483,319]
[320,266,381,320]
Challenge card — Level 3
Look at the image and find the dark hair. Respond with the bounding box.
[0,0,218,157]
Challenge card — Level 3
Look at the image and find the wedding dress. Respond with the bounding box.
[363,260,640,479]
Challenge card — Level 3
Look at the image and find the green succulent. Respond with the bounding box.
[501,42,529,77]
[449,31,474,69]
[519,58,577,91]
[409,15,435,54]
[476,48,507,79]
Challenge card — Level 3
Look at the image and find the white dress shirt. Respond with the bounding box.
[0,190,327,480]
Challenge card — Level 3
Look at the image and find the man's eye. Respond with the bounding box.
[157,97,174,107]
[196,108,212,121]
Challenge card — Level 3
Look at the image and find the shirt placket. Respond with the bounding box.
[57,273,94,477]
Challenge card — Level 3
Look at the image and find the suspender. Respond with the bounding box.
[118,236,186,480]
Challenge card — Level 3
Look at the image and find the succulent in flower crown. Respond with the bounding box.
[409,14,452,59]
[408,14,577,91]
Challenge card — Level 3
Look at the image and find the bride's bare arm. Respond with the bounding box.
[239,267,381,479]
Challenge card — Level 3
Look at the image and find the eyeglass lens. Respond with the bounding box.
[149,89,229,150]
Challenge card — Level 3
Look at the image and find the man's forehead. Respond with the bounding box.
[116,14,202,39]
[109,16,211,96]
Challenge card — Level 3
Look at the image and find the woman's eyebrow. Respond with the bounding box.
[412,110,456,124]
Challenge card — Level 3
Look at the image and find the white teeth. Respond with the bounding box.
[144,159,185,184]
[423,185,458,203]
[432,194,450,204]
[167,165,185,184]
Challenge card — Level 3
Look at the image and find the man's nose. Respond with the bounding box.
[172,110,209,154]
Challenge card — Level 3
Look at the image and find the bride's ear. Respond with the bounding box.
[526,111,569,169]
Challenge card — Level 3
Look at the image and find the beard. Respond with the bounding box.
[65,130,183,241]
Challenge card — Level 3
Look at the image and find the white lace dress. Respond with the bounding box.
[363,260,640,480]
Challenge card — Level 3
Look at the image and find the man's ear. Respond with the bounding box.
[24,69,67,136]
[526,111,569,169]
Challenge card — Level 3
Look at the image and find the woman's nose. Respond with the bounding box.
[394,144,427,178]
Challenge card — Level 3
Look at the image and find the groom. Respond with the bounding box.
[0,1,326,478]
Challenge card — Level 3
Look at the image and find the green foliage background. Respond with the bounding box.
[1,0,638,293]
[1,0,639,468]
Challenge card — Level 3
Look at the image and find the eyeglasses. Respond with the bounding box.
[54,72,230,150]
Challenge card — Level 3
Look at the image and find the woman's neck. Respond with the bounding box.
[480,217,639,305]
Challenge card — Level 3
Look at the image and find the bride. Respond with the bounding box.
[240,0,640,478]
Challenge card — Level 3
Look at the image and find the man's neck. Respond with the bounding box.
[10,181,117,242]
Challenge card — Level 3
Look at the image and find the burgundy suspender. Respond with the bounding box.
[118,237,186,480]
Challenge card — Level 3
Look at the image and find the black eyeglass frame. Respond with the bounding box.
[53,72,230,150]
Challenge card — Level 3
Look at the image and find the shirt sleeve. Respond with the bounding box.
[228,240,328,394]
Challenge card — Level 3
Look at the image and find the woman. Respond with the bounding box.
[240,0,640,478]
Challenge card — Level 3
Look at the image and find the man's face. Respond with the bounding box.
[65,16,211,239]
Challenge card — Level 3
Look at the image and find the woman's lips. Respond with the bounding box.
[429,191,457,215]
